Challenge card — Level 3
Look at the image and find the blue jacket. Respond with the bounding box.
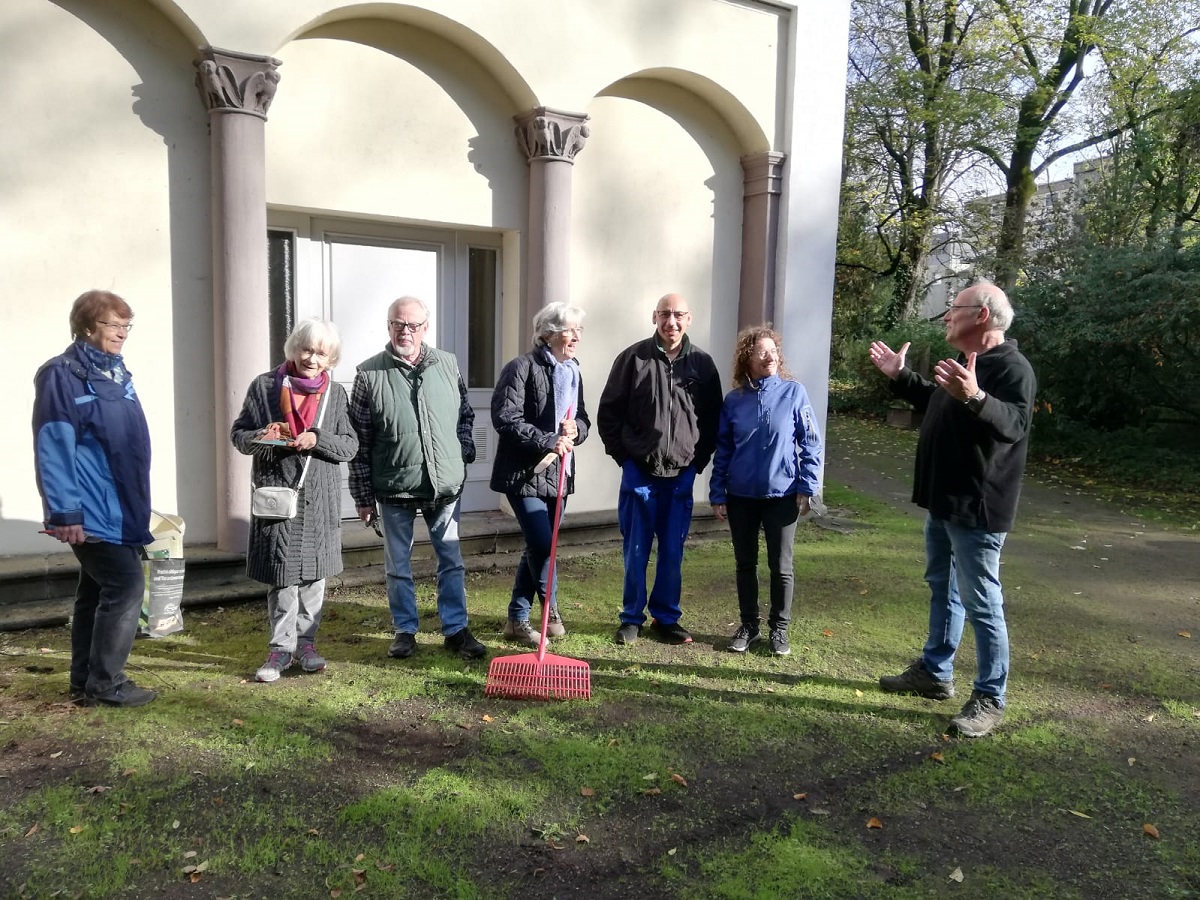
[33,342,153,545]
[708,375,823,504]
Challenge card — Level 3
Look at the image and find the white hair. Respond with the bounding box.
[284,317,342,367]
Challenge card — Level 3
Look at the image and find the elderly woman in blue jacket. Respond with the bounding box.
[33,290,157,707]
[490,302,590,646]
[709,325,823,657]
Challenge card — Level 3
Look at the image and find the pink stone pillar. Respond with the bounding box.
[515,108,589,339]
[738,152,786,329]
[195,48,281,552]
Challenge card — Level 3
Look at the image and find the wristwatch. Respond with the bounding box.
[964,389,986,413]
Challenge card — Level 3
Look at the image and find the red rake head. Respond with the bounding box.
[484,652,591,701]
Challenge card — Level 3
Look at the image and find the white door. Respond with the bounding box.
[271,215,502,515]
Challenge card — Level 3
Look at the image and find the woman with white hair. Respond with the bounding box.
[231,318,359,682]
[490,302,590,645]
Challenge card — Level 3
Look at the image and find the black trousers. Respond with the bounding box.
[726,495,800,630]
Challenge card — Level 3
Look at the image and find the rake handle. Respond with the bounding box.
[535,404,573,663]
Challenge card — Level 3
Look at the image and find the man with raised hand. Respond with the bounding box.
[870,281,1036,737]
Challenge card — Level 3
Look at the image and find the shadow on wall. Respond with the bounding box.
[54,0,216,543]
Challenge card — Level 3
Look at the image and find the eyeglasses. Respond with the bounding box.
[97,320,134,333]
[655,310,690,320]
[388,320,426,333]
[752,349,778,360]
[559,326,584,337]
[944,303,983,312]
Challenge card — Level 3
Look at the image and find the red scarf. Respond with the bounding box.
[275,362,328,437]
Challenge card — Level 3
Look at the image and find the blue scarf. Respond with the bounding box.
[78,339,129,385]
[542,346,580,472]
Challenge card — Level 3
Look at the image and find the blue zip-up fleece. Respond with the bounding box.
[708,375,823,504]
[33,342,153,545]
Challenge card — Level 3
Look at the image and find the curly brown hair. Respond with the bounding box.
[730,324,792,387]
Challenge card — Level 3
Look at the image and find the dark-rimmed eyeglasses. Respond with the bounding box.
[388,320,426,333]
[97,320,134,333]
[944,303,983,312]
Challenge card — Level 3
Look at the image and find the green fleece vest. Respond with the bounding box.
[357,347,466,503]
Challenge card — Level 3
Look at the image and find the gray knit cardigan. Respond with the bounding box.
[230,373,359,586]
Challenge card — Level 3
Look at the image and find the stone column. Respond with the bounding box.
[738,152,786,329]
[195,48,281,552]
[514,107,589,335]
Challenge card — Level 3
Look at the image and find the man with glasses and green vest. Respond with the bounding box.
[349,296,485,661]
[869,281,1036,737]
[597,292,723,647]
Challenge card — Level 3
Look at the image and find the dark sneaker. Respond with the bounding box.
[949,691,1005,737]
[503,618,541,647]
[879,659,955,700]
[296,643,326,673]
[651,620,693,645]
[545,606,567,638]
[256,650,293,683]
[388,632,417,659]
[728,624,761,653]
[68,682,86,701]
[769,628,791,657]
[614,623,641,645]
[444,627,487,660]
[87,680,157,707]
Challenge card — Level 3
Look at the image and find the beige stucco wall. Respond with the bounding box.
[2,0,848,555]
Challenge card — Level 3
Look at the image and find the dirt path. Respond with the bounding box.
[825,448,1200,661]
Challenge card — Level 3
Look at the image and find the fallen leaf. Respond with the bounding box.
[24,824,40,838]
[854,689,864,698]
[69,825,85,834]
[232,718,244,726]
[580,786,595,797]
[245,762,255,771]
[866,817,883,829]
[86,785,111,794]
[353,868,366,884]
[481,714,494,723]
[576,834,590,844]
[456,722,471,730]
[173,819,181,829]
[308,828,320,835]
[1099,683,1112,690]
[642,787,662,796]
[671,773,688,787]
[667,847,677,856]
[1127,758,1136,766]
[821,629,834,638]
[183,865,196,874]
[49,751,63,759]
[121,768,137,777]
[184,851,197,859]
[928,752,945,763]
[1144,713,1156,723]
[1178,631,1192,639]
[331,891,342,898]
[212,796,224,806]
[607,739,620,747]
[793,792,808,801]
[355,853,365,862]
[189,873,202,883]
[642,773,658,781]
[196,860,209,872]
[1068,810,1092,819]
[375,862,395,872]
[1144,823,1160,839]
[949,867,964,883]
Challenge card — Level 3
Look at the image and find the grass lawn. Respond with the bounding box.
[2,421,1199,898]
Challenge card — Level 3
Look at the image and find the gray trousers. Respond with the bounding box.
[267,579,325,653]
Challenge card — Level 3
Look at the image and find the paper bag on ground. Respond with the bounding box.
[141,511,185,637]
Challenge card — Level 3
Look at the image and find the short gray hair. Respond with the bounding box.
[284,317,342,367]
[532,302,586,347]
[964,281,1013,333]
[388,296,429,320]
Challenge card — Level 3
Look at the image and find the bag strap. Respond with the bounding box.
[294,388,330,491]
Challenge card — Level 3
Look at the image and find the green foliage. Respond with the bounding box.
[1012,244,1200,429]
[830,319,952,414]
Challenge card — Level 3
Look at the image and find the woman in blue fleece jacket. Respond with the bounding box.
[33,290,157,707]
[709,325,823,657]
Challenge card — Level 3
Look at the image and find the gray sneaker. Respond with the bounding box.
[545,606,567,638]
[503,618,541,647]
[255,650,293,683]
[949,691,1005,737]
[879,659,955,700]
[295,643,326,673]
[769,627,791,657]
[728,624,761,653]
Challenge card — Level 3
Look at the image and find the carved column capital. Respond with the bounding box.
[195,47,282,120]
[514,107,590,164]
[741,152,786,198]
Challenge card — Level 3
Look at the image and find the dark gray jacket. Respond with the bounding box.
[231,373,359,586]
[489,349,590,497]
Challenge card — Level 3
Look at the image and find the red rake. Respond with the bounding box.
[485,426,591,701]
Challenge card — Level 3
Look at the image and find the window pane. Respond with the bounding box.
[467,247,498,389]
[267,229,295,363]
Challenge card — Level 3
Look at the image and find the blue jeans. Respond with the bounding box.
[617,461,695,627]
[507,494,564,622]
[380,500,468,637]
[70,541,145,695]
[920,515,1010,703]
